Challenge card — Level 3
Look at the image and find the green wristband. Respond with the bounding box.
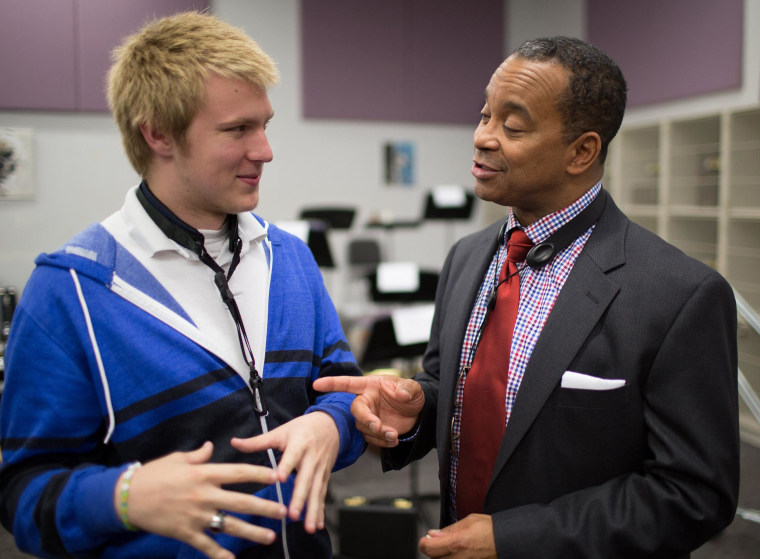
[119,461,142,531]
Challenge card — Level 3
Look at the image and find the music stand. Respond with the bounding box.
[359,313,430,371]
[357,299,439,526]
[299,208,356,303]
[423,186,476,252]
[364,218,420,261]
[275,219,335,268]
[422,188,475,220]
[299,207,356,230]
[364,263,438,305]
[305,220,335,268]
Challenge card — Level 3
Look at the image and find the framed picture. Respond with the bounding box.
[384,141,415,186]
[0,128,35,200]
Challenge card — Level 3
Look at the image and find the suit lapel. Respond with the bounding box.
[489,200,628,483]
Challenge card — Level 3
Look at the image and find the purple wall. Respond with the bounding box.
[77,0,209,111]
[302,0,408,121]
[588,0,743,107]
[0,0,208,111]
[301,0,504,124]
[0,0,78,111]
[3,1,745,114]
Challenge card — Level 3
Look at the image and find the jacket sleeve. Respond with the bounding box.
[307,281,366,471]
[0,269,130,557]
[490,270,739,558]
[287,237,365,471]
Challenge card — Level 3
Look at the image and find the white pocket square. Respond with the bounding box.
[561,371,625,390]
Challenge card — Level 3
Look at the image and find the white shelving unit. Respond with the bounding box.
[606,105,760,442]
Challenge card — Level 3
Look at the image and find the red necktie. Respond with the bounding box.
[456,228,533,518]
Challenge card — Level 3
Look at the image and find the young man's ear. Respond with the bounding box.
[139,123,174,158]
[566,131,602,175]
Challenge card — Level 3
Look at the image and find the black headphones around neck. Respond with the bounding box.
[498,189,607,270]
[485,190,607,313]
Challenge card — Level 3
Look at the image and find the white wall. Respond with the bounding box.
[0,113,138,292]
[1,0,757,303]
[506,0,586,52]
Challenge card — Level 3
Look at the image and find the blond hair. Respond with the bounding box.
[107,11,279,177]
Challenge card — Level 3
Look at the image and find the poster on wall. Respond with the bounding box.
[384,141,415,186]
[0,128,35,200]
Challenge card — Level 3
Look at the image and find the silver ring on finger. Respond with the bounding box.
[207,510,227,534]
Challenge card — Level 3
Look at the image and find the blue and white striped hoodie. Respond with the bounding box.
[0,216,364,558]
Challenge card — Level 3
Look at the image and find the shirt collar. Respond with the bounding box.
[507,181,602,244]
[121,185,267,260]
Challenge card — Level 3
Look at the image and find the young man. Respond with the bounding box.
[315,37,739,558]
[0,12,364,559]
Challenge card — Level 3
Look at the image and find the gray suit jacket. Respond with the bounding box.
[384,193,739,558]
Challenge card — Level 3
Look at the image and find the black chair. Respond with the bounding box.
[347,238,382,268]
[344,238,383,306]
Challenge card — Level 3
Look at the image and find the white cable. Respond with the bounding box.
[257,224,290,558]
[259,414,291,559]
[70,269,116,444]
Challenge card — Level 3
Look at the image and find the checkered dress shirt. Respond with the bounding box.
[449,182,602,520]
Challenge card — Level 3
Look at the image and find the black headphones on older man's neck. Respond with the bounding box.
[498,189,607,270]
[485,189,607,314]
